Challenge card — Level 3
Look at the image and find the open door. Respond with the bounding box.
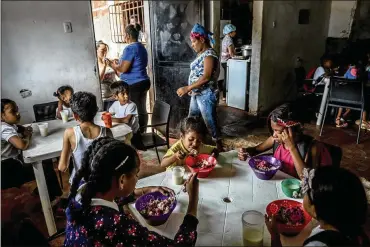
[148,1,203,135]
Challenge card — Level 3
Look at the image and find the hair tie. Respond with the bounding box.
[115,156,129,170]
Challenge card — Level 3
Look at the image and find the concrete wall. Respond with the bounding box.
[328,1,357,38]
[253,1,331,112]
[1,1,101,124]
[351,0,370,40]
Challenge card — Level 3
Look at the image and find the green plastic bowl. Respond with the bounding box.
[281,178,301,198]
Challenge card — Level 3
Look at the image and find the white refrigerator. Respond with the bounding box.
[226,58,250,111]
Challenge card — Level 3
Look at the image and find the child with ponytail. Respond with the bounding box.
[64,137,200,246]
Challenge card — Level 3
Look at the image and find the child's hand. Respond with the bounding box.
[189,149,198,157]
[211,149,219,158]
[175,150,186,160]
[265,214,279,237]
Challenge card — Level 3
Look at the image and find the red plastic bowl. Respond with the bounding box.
[185,154,217,178]
[266,199,312,236]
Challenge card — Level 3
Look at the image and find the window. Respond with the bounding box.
[109,1,145,43]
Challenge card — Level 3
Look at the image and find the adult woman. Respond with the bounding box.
[96,41,118,82]
[238,103,332,179]
[110,25,150,131]
[176,23,222,150]
[220,24,237,101]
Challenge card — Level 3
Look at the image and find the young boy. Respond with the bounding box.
[108,81,142,148]
[1,99,62,199]
[58,92,112,184]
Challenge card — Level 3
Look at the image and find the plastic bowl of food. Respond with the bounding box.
[266,199,312,236]
[248,155,282,180]
[185,154,217,178]
[281,179,302,198]
[135,191,177,226]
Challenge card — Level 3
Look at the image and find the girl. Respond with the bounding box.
[176,23,222,151]
[161,116,218,169]
[1,99,62,199]
[238,103,332,179]
[65,137,200,246]
[96,40,118,82]
[265,166,369,246]
[54,85,74,120]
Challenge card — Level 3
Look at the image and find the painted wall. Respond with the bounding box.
[253,1,331,112]
[328,1,357,38]
[351,0,370,40]
[1,1,101,124]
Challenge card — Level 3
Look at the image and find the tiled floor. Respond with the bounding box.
[8,105,370,245]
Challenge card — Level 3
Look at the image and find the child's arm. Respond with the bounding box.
[58,128,73,172]
[112,114,133,124]
[56,100,63,119]
[161,151,185,168]
[8,135,31,150]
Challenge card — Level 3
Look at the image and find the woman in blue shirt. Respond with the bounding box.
[176,24,222,151]
[110,25,150,132]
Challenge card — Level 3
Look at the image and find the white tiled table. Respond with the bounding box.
[22,112,132,236]
[129,151,316,246]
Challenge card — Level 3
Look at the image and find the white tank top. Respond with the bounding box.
[69,125,107,184]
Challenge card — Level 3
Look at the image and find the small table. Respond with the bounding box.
[22,112,132,236]
[128,151,315,246]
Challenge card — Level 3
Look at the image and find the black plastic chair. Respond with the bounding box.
[138,101,171,164]
[33,101,64,189]
[33,101,58,122]
[319,77,364,144]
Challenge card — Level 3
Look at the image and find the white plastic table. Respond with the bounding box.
[22,112,132,236]
[129,151,315,246]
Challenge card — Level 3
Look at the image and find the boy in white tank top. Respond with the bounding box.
[58,92,113,184]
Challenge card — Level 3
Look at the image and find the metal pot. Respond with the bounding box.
[241,45,252,57]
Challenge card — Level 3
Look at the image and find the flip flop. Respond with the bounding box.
[335,118,348,128]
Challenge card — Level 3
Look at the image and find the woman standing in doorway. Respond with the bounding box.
[220,24,237,101]
[110,25,150,131]
[176,23,223,151]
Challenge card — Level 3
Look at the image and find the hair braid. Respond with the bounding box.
[68,137,138,223]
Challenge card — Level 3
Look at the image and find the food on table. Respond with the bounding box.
[193,159,214,169]
[276,206,305,226]
[140,197,175,217]
[254,159,275,171]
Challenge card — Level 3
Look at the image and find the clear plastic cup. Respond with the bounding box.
[38,123,49,137]
[242,210,264,247]
[60,110,69,123]
[172,166,185,185]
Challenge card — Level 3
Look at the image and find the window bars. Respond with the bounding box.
[109,0,144,43]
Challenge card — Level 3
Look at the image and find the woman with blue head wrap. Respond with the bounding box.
[176,23,223,151]
[220,24,237,101]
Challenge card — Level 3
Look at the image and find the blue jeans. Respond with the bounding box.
[188,88,220,140]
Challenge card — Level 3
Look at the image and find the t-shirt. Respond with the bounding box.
[313,66,326,85]
[163,139,216,170]
[1,122,20,160]
[109,101,139,133]
[304,226,327,247]
[119,42,149,85]
[344,66,357,80]
[221,35,234,63]
[188,48,220,92]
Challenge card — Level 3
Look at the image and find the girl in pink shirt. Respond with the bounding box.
[239,103,332,179]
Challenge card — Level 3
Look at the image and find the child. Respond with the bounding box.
[58,92,112,184]
[161,116,218,169]
[265,166,369,246]
[1,99,62,199]
[108,81,141,148]
[65,137,199,246]
[238,103,332,179]
[54,85,74,119]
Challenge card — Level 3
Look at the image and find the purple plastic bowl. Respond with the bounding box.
[248,155,282,180]
[135,191,177,226]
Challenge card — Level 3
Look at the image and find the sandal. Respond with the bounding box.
[335,118,348,128]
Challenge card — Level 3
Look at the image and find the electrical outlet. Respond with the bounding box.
[63,22,72,33]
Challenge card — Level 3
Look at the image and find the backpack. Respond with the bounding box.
[303,230,370,247]
[306,67,318,80]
